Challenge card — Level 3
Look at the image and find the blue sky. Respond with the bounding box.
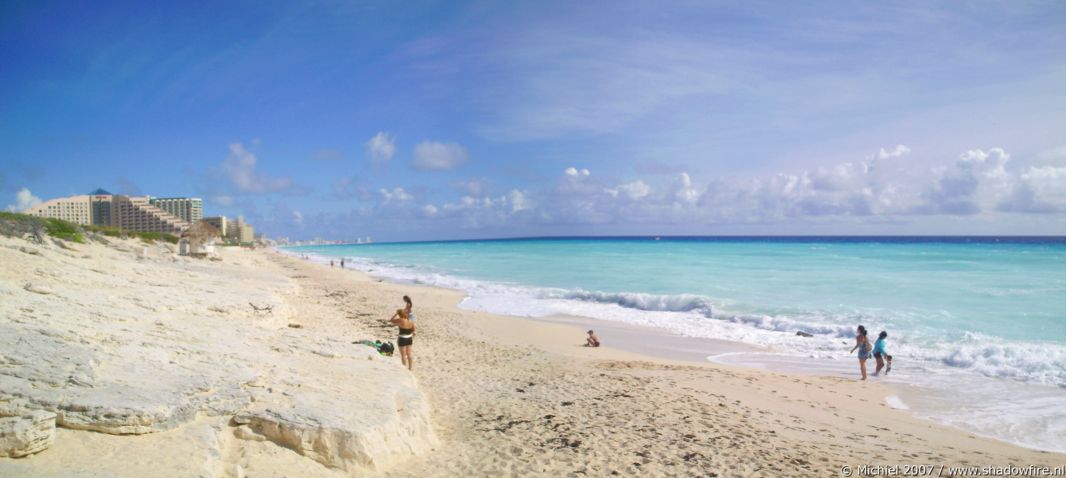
[2,1,1065,241]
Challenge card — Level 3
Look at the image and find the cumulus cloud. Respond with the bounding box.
[605,180,651,200]
[221,142,294,193]
[413,141,468,170]
[564,167,591,178]
[6,187,42,212]
[365,132,396,164]
[306,145,1066,237]
[510,189,530,212]
[674,173,701,204]
[875,144,911,160]
[918,148,1010,215]
[423,189,533,228]
[379,187,414,202]
[999,165,1066,213]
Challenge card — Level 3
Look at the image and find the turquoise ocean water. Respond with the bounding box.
[287,237,1066,451]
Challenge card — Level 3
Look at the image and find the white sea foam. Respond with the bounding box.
[885,395,909,410]
[312,251,1066,388]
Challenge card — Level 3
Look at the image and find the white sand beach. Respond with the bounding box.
[2,233,1063,477]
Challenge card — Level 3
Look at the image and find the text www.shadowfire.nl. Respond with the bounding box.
[839,464,1065,477]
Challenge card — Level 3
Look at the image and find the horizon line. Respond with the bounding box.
[285,234,1066,247]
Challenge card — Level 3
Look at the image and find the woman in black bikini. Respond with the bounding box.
[389,309,415,370]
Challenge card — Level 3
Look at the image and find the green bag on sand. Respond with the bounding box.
[353,339,395,356]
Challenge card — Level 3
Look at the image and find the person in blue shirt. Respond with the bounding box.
[873,331,889,376]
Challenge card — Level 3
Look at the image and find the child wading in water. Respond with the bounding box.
[873,331,890,376]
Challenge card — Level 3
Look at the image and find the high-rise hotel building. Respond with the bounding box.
[25,190,191,234]
[149,197,203,224]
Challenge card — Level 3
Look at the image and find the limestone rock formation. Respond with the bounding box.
[0,235,438,475]
[0,410,56,457]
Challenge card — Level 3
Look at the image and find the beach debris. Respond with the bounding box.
[287,323,303,328]
[248,302,273,313]
[795,331,813,337]
[0,410,56,458]
[22,283,54,295]
[18,246,40,255]
[548,436,582,449]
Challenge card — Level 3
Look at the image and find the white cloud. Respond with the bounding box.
[876,144,911,160]
[564,167,591,178]
[674,173,701,204]
[379,187,414,202]
[6,187,42,212]
[292,210,304,225]
[365,132,396,164]
[221,142,293,193]
[999,165,1066,213]
[413,141,469,170]
[918,148,1011,215]
[606,180,650,200]
[310,146,1066,236]
[510,189,530,212]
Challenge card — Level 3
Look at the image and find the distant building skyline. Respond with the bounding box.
[22,190,234,236]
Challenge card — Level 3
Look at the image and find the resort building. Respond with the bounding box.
[149,197,203,224]
[25,195,93,225]
[204,216,229,237]
[109,196,189,234]
[235,216,255,244]
[24,190,189,234]
[90,189,114,226]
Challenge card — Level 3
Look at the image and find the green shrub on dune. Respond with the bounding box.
[44,218,85,243]
[2,212,178,245]
[84,225,123,237]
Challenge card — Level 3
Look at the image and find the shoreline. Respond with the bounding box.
[278,248,1066,467]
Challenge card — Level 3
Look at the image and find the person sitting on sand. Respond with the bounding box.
[389,309,416,370]
[873,331,889,376]
[849,325,871,380]
[585,330,600,347]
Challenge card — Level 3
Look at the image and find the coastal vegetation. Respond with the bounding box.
[0,212,177,244]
